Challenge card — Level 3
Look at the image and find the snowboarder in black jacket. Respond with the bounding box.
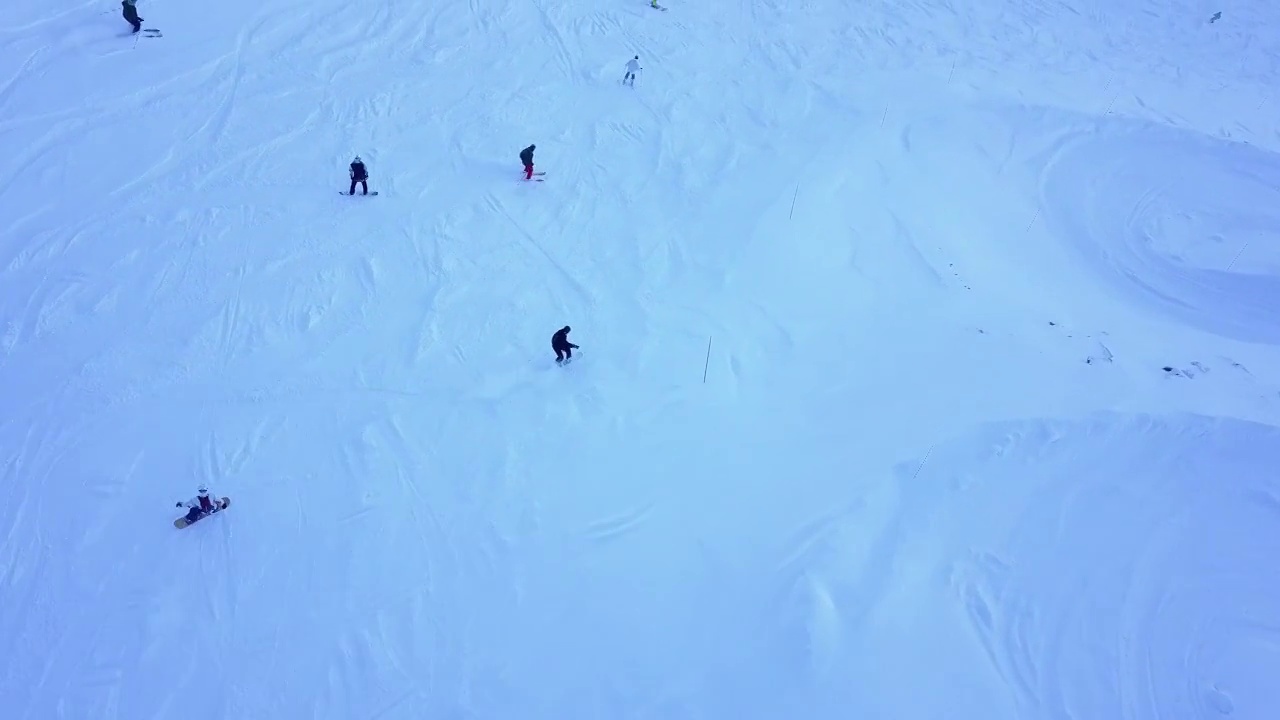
[122,0,142,33]
[520,144,536,180]
[551,326,578,364]
[348,156,369,195]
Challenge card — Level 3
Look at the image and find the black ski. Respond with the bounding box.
[339,191,379,196]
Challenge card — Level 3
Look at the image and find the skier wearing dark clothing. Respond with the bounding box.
[348,156,369,195]
[122,0,142,33]
[551,325,579,364]
[520,144,536,180]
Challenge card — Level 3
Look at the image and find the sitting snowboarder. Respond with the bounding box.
[348,156,369,195]
[520,144,536,180]
[176,484,223,524]
[552,325,579,364]
[122,0,143,34]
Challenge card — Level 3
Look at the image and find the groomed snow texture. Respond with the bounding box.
[3,1,1280,719]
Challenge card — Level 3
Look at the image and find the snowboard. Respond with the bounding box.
[340,191,379,196]
[175,497,231,529]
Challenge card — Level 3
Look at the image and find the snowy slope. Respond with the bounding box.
[3,0,1280,718]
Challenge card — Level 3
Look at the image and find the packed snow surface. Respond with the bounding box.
[3,0,1280,718]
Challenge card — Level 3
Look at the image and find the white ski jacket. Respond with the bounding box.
[182,490,218,510]
[625,58,641,73]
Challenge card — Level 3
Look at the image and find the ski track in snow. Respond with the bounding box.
[938,416,1280,719]
[1039,121,1280,344]
[2,0,1280,718]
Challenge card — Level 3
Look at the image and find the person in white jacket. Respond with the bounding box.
[176,484,222,524]
[623,55,642,86]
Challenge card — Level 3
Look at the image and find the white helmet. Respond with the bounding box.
[353,155,362,163]
[198,484,209,495]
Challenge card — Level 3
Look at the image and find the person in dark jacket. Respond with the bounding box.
[520,144,536,180]
[348,156,369,195]
[551,325,579,364]
[122,0,143,33]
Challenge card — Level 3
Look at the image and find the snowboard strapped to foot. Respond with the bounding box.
[174,497,230,528]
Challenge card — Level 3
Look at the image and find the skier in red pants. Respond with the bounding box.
[520,144,536,180]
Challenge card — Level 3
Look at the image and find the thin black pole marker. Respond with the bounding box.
[702,336,712,383]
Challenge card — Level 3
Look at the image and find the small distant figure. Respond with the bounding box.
[623,55,642,87]
[348,156,369,195]
[520,144,536,180]
[122,0,143,34]
[551,325,579,364]
[1209,11,1221,23]
[176,484,222,525]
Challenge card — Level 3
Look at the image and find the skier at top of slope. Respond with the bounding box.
[176,484,222,524]
[623,55,642,86]
[122,0,143,34]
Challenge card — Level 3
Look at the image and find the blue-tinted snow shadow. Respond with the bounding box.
[471,158,537,184]
[1038,116,1280,345]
